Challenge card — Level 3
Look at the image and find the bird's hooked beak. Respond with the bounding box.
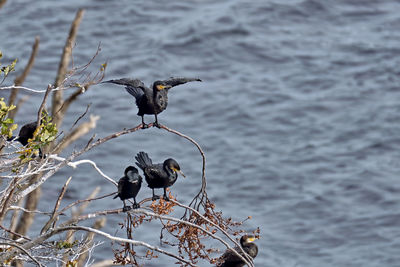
[156,84,172,91]
[178,170,186,178]
[247,235,258,242]
[172,167,186,178]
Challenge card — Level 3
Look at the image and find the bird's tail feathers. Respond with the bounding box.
[135,151,152,170]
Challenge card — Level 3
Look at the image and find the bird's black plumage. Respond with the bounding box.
[7,121,44,158]
[218,235,258,267]
[103,77,201,127]
[8,121,37,146]
[135,151,185,201]
[114,166,142,211]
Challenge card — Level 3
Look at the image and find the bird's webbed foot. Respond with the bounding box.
[162,195,170,201]
[122,205,132,212]
[132,203,140,209]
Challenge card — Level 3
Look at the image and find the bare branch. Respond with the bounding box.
[8,36,40,118]
[70,103,91,130]
[76,217,106,266]
[0,242,43,266]
[40,177,72,234]
[160,124,207,209]
[35,84,52,136]
[8,206,54,216]
[0,224,31,241]
[48,155,116,186]
[62,226,198,267]
[53,114,99,154]
[170,200,254,267]
[14,36,40,87]
[0,85,63,93]
[52,9,85,126]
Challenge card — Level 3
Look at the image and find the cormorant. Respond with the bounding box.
[8,121,44,158]
[103,77,201,127]
[135,151,185,201]
[217,235,258,267]
[8,121,37,146]
[114,166,142,211]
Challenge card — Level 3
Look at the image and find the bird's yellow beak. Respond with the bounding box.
[173,168,185,178]
[247,236,256,242]
[156,84,172,91]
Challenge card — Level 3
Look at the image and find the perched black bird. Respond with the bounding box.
[8,121,37,146]
[114,166,143,211]
[103,77,201,127]
[135,151,185,201]
[217,235,258,267]
[8,121,44,158]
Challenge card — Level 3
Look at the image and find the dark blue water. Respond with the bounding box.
[2,0,400,266]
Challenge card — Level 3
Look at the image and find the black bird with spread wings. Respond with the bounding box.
[217,235,258,267]
[114,166,142,211]
[135,151,185,201]
[103,77,201,127]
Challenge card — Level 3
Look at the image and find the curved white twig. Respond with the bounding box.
[48,155,117,186]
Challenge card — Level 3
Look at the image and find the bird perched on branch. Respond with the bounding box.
[217,235,258,267]
[8,121,44,158]
[114,166,142,211]
[103,77,201,127]
[8,121,37,146]
[135,151,185,201]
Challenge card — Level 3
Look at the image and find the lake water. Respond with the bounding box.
[2,0,400,266]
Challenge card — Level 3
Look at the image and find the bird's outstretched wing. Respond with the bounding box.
[103,78,149,101]
[161,77,202,89]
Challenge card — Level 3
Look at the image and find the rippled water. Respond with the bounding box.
[2,0,400,266]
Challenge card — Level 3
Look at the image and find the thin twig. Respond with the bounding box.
[52,8,85,127]
[0,86,63,93]
[8,206,56,216]
[48,155,116,186]
[0,224,31,241]
[0,242,43,266]
[70,103,91,130]
[170,200,254,267]
[61,226,198,267]
[52,114,99,154]
[8,36,40,118]
[35,84,53,135]
[160,124,207,210]
[40,177,72,234]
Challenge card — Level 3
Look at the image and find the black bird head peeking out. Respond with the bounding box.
[241,235,257,245]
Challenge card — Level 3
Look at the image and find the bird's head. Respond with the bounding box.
[240,235,258,245]
[164,158,185,178]
[125,166,139,176]
[153,81,172,91]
